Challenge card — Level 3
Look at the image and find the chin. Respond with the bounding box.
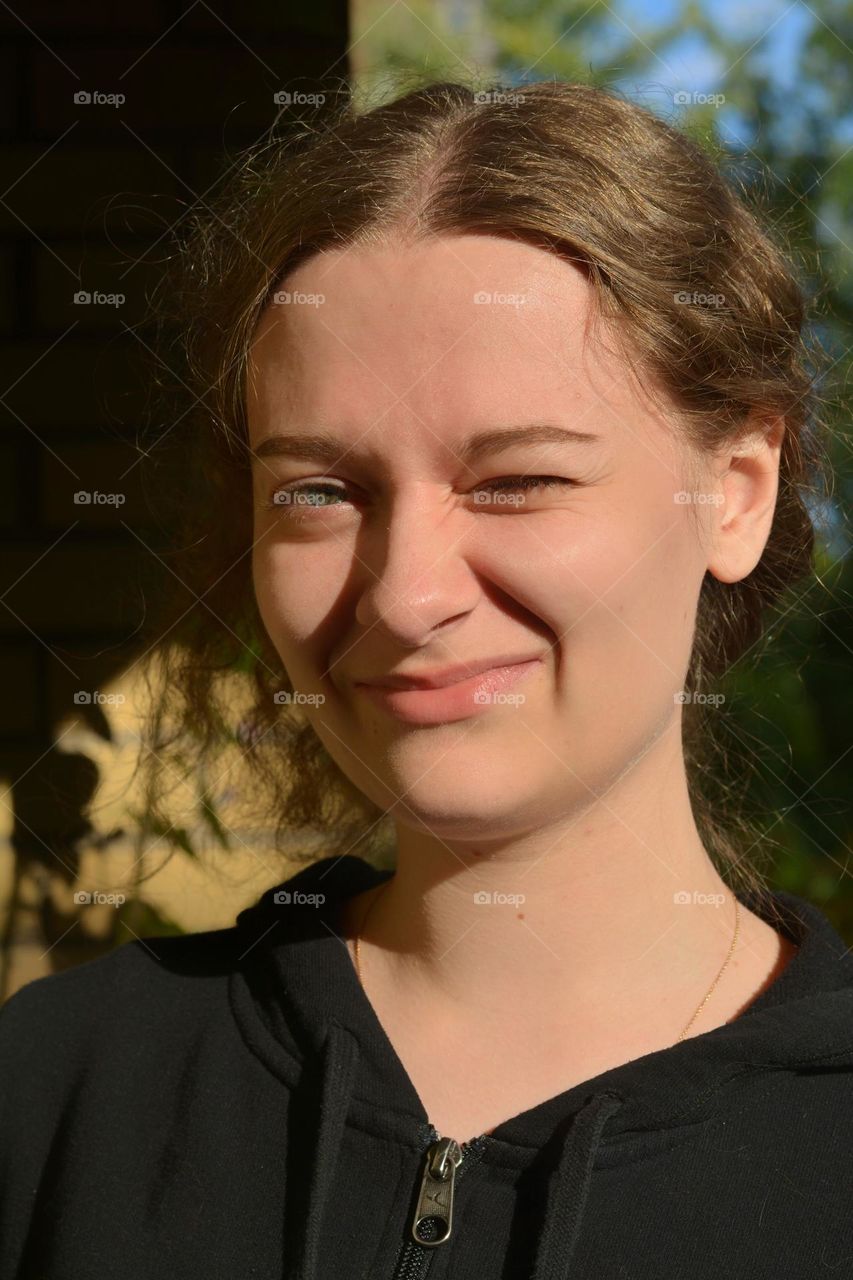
[384,781,547,842]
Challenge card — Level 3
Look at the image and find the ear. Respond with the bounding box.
[706,414,785,585]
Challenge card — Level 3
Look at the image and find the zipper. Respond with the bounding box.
[390,1125,490,1280]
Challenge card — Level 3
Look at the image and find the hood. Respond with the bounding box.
[229,855,853,1280]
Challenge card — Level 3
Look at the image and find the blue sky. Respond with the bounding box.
[595,0,850,152]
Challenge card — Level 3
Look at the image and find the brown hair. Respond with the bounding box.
[135,77,831,905]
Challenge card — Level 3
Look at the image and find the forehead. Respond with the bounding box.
[245,233,674,459]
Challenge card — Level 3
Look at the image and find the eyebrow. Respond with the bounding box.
[251,423,601,467]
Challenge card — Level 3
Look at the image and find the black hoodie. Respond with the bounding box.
[2,852,852,1279]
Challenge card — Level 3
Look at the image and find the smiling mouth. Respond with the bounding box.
[353,657,544,725]
[355,654,548,692]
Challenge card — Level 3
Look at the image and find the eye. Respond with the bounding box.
[261,479,355,513]
[474,475,575,492]
[469,475,577,508]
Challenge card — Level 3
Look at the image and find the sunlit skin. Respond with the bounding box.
[246,233,795,1141]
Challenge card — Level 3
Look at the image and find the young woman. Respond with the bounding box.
[2,79,851,1280]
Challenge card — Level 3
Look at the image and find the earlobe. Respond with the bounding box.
[706,416,785,586]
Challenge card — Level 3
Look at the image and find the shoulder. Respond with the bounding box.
[0,924,245,1076]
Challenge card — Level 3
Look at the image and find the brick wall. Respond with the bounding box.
[0,0,349,998]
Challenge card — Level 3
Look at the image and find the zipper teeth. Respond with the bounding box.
[390,1128,492,1280]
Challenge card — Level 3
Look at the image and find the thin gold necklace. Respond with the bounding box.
[352,882,741,1045]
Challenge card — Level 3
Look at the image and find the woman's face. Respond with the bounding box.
[246,233,716,839]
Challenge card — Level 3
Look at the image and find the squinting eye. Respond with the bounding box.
[474,475,575,495]
[469,476,577,507]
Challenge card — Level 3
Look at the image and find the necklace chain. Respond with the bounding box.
[352,881,741,1045]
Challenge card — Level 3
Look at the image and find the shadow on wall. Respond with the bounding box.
[0,657,311,1004]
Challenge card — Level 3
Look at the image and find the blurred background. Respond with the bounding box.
[1,0,851,1001]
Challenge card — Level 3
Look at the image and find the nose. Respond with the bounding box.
[354,486,480,645]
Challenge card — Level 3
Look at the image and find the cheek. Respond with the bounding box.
[559,511,704,715]
[463,516,645,653]
[251,542,341,661]
[481,502,700,684]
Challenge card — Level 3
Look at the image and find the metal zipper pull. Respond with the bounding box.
[410,1136,463,1247]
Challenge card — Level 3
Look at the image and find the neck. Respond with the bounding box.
[343,727,776,1044]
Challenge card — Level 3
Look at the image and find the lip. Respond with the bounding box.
[354,656,544,725]
[356,654,546,691]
